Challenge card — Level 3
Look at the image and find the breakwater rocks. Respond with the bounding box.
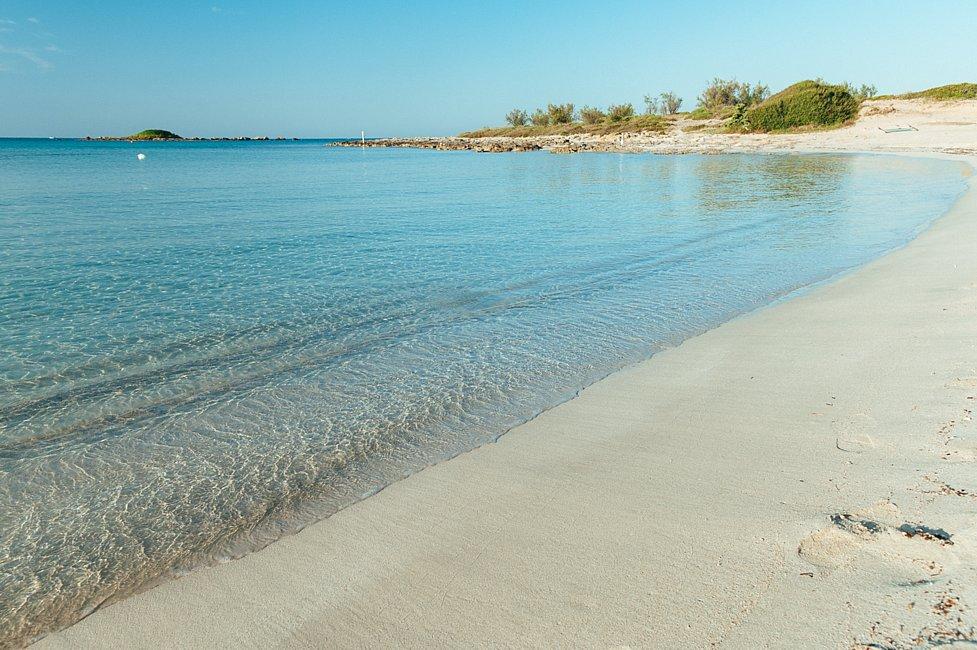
[331,135,700,154]
[85,136,301,142]
[333,138,542,153]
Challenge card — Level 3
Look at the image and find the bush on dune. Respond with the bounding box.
[579,106,606,124]
[530,109,550,126]
[744,80,859,132]
[505,109,528,127]
[694,78,769,118]
[606,103,636,122]
[547,103,575,124]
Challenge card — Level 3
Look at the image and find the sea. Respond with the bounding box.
[0,138,967,644]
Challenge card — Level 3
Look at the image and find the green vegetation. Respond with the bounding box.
[606,103,635,122]
[643,91,683,115]
[127,129,182,140]
[843,82,877,101]
[481,101,664,137]
[686,106,714,120]
[530,109,550,126]
[743,80,859,132]
[691,78,769,119]
[482,75,972,139]
[579,106,606,125]
[658,91,683,115]
[505,109,528,127]
[876,83,977,101]
[460,114,668,138]
[547,103,575,124]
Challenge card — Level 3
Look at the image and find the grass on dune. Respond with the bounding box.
[875,83,977,101]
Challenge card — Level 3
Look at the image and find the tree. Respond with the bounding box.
[643,94,660,115]
[607,103,635,122]
[659,91,683,114]
[844,83,878,101]
[697,78,769,113]
[579,106,606,125]
[505,109,528,127]
[736,82,769,106]
[530,109,551,126]
[547,103,575,124]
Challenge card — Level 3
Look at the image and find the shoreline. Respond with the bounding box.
[332,98,977,157]
[35,129,977,645]
[38,149,977,647]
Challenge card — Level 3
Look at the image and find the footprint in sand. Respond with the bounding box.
[798,501,953,586]
[832,413,878,453]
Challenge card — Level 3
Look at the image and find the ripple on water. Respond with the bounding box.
[0,142,968,645]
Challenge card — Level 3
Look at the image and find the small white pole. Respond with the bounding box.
[361,130,365,146]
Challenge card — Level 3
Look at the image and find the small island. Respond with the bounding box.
[127,129,182,140]
[84,129,299,142]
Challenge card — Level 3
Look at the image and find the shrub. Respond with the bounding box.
[505,109,528,127]
[737,82,770,106]
[843,83,877,101]
[607,103,635,122]
[579,106,606,124]
[687,106,712,120]
[697,78,769,115]
[547,103,575,124]
[697,78,736,112]
[659,91,683,115]
[726,103,751,131]
[745,80,859,132]
[530,109,550,126]
[643,94,660,115]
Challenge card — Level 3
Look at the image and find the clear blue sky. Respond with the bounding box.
[2,0,975,137]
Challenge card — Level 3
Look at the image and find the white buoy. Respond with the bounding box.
[136,153,146,160]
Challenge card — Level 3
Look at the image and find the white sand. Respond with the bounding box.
[39,101,977,648]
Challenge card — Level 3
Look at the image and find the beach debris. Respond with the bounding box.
[136,153,146,160]
[830,513,884,536]
[897,523,953,545]
[828,512,953,545]
[879,125,919,133]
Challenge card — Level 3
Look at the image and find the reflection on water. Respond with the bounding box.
[0,141,966,645]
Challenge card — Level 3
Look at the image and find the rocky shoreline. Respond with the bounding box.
[331,99,977,157]
[332,137,544,153]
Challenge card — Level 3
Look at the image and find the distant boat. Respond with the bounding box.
[136,153,146,160]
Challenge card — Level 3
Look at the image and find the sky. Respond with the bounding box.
[1,0,976,138]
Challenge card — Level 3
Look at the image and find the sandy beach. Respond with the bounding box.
[38,101,977,648]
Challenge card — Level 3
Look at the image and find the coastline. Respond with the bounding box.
[332,98,977,157]
[37,114,977,646]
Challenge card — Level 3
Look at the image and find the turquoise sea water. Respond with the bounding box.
[0,139,967,644]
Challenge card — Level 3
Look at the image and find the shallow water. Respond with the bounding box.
[0,140,967,644]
